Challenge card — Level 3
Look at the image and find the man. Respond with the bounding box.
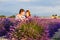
[15,9,25,21]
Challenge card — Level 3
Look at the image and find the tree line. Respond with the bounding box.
[0,15,15,18]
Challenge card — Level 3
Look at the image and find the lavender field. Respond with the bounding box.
[0,17,60,40]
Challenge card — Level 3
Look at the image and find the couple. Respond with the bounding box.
[15,9,31,21]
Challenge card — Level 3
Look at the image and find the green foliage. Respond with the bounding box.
[0,15,6,18]
[12,20,44,40]
[52,14,57,16]
[51,14,58,19]
[58,16,60,18]
[54,38,60,40]
[9,15,15,18]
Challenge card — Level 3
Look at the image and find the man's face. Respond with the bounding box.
[21,11,25,15]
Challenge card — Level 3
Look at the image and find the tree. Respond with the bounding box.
[9,15,15,18]
[0,15,6,18]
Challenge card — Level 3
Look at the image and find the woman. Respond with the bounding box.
[25,10,32,22]
[25,10,31,18]
[15,9,25,21]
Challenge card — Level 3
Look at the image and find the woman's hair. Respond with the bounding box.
[26,10,31,16]
[19,9,25,14]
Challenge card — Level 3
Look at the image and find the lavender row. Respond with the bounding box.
[0,18,60,40]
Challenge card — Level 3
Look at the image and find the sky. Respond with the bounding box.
[0,0,60,16]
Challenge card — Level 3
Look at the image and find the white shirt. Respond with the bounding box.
[15,14,25,21]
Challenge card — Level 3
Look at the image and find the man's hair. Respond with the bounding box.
[19,9,25,14]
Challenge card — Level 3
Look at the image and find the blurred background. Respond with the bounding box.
[0,0,60,17]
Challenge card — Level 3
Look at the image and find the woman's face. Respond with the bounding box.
[26,12,29,17]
